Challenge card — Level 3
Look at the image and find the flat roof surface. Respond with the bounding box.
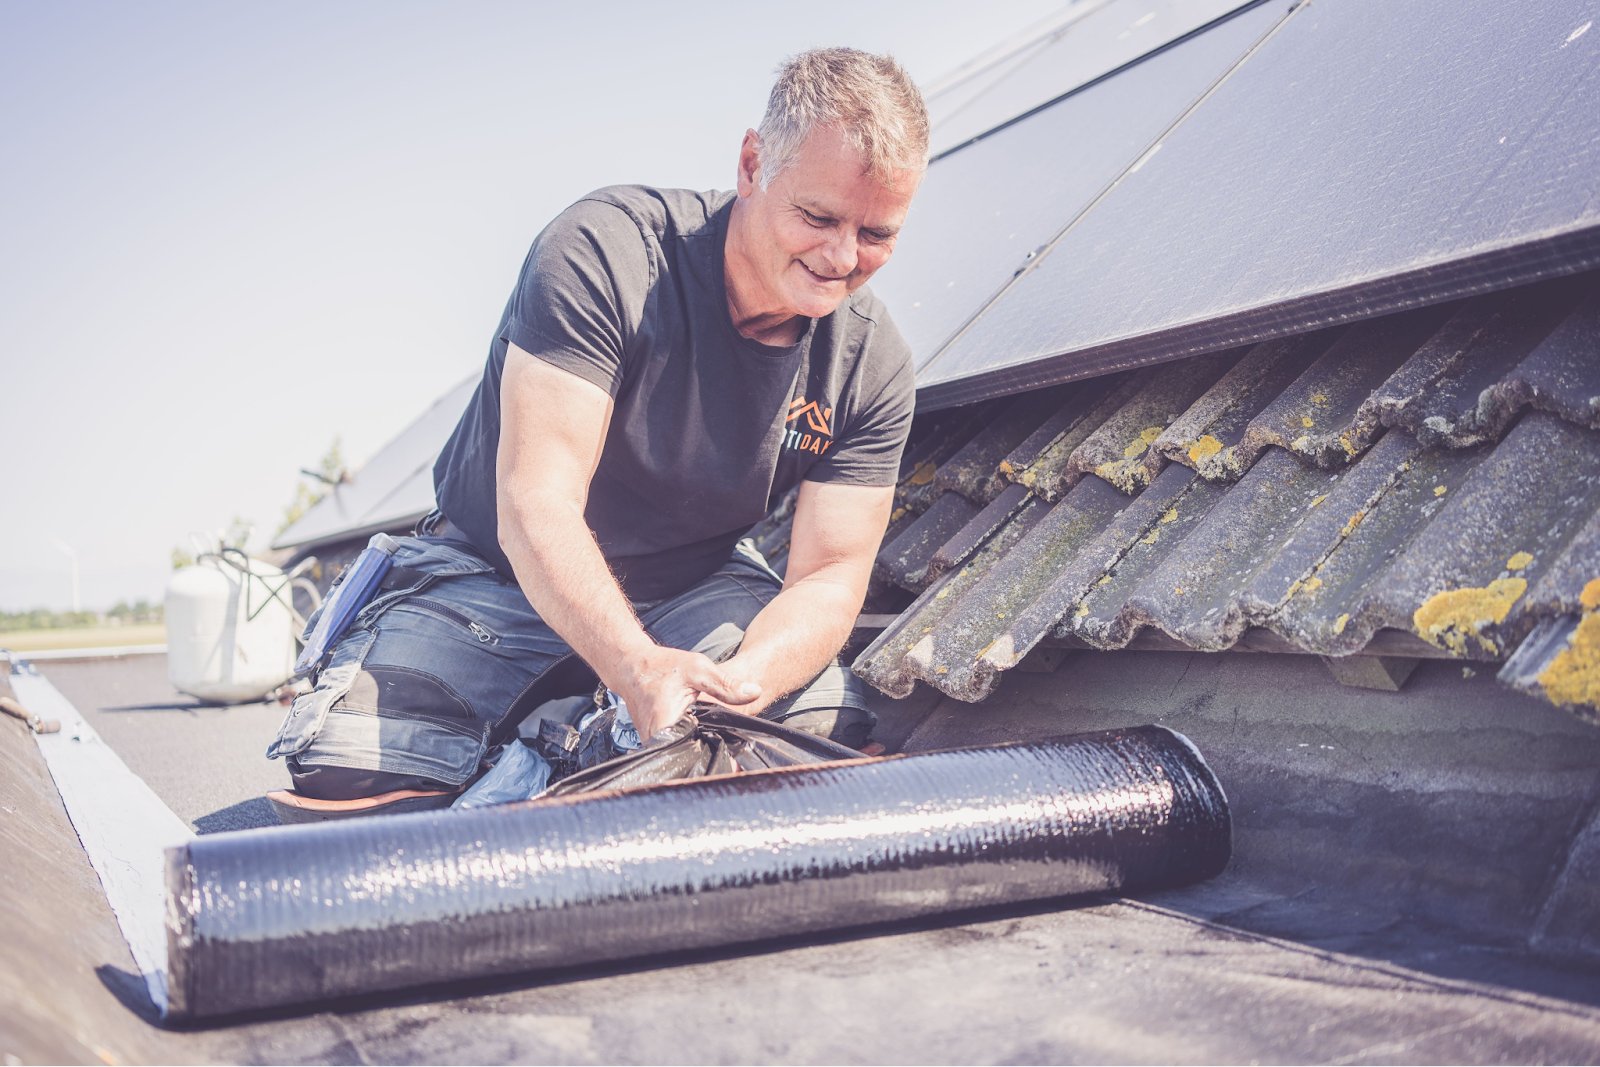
[12,649,1600,1062]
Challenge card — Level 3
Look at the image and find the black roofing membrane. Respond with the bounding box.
[166,727,1229,1019]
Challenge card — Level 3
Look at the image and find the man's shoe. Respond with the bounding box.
[266,787,461,824]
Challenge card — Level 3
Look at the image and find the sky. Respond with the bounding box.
[0,0,1068,613]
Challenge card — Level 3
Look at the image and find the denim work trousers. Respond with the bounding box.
[267,535,872,798]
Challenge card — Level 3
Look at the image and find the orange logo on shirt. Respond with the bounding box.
[784,397,834,455]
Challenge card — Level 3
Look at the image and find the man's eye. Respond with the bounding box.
[801,211,832,227]
[862,230,893,245]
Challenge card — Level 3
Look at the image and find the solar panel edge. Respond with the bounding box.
[912,222,1600,412]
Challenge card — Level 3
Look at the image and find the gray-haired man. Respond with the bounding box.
[268,48,928,812]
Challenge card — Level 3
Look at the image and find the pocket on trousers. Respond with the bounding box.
[266,628,377,760]
[306,665,488,785]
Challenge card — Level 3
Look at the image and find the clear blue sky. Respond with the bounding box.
[1,1,1066,612]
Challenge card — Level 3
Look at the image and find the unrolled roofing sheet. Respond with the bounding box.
[272,376,477,551]
[916,0,1600,409]
[871,1,1283,364]
[820,274,1600,713]
[926,0,1256,157]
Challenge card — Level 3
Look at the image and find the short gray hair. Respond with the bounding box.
[756,48,929,188]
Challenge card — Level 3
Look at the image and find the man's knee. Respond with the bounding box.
[759,660,876,748]
[760,702,875,749]
[268,558,567,791]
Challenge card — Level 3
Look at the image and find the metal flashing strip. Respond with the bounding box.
[7,643,167,661]
[9,660,193,1015]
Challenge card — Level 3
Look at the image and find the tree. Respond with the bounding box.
[278,437,348,534]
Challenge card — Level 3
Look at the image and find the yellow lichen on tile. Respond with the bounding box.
[1303,577,1324,593]
[1434,485,1447,497]
[889,507,907,523]
[935,666,949,675]
[1097,575,1113,586]
[1341,511,1366,536]
[1412,577,1528,655]
[1339,433,1359,458]
[907,461,936,486]
[934,586,951,600]
[1309,494,1327,508]
[1140,529,1161,545]
[1160,508,1179,524]
[1334,613,1350,634]
[1506,551,1534,571]
[1076,603,1090,618]
[1292,435,1311,451]
[1582,578,1600,612]
[1188,435,1223,465]
[998,460,1015,478]
[1539,611,1600,707]
[1174,586,1185,595]
[1311,393,1328,404]
[1019,468,1038,488]
[1122,426,1164,458]
[1301,416,1314,428]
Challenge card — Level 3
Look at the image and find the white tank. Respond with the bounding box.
[166,553,297,704]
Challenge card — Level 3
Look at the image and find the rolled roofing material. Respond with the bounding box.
[164,725,1229,1020]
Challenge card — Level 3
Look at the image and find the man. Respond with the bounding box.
[268,48,927,812]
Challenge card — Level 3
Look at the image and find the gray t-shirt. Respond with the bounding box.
[433,185,916,602]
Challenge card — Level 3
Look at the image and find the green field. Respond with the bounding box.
[1,623,166,651]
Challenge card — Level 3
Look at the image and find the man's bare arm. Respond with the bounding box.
[496,344,759,739]
[719,479,893,714]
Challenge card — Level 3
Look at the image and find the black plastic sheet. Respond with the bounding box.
[538,705,862,796]
[165,725,1229,1020]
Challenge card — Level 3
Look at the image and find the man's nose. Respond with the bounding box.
[817,227,858,278]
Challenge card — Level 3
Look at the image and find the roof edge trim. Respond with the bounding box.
[914,222,1600,411]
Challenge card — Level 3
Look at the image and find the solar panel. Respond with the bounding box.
[915,0,1600,409]
[871,0,1285,364]
[272,375,478,551]
[926,0,1257,157]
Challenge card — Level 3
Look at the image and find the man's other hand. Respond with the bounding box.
[621,645,762,741]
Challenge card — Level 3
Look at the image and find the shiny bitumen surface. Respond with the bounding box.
[168,727,1229,1019]
[11,649,1600,1062]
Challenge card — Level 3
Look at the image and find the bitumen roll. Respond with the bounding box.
[164,724,1230,1020]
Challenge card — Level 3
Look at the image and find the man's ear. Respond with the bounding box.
[735,129,762,198]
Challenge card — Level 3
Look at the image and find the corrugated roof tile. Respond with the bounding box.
[1064,351,1239,494]
[828,272,1600,717]
[1229,303,1462,473]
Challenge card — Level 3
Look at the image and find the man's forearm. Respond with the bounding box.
[499,489,651,692]
[722,567,863,714]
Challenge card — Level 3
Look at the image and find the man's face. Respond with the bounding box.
[733,124,922,320]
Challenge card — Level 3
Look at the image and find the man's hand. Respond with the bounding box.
[618,646,761,741]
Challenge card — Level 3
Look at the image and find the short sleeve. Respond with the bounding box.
[499,199,651,397]
[806,323,916,487]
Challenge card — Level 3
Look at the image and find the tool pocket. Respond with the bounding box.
[267,627,377,760]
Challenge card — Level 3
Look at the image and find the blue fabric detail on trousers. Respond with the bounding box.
[268,536,872,787]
